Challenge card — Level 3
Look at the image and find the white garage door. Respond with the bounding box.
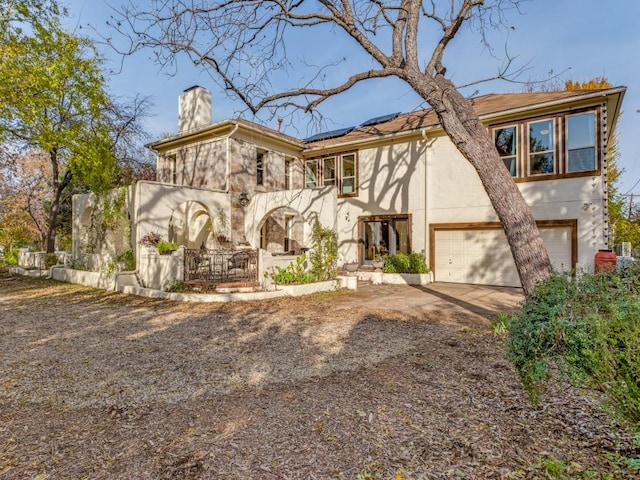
[434,227,572,287]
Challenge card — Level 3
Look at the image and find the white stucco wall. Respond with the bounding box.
[243,186,338,250]
[425,134,607,271]
[335,140,428,264]
[132,181,230,251]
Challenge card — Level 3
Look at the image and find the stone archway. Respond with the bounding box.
[169,201,215,249]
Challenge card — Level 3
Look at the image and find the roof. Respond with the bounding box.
[303,88,626,151]
[147,87,625,153]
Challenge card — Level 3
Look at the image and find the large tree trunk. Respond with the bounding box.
[413,74,552,295]
[44,150,71,254]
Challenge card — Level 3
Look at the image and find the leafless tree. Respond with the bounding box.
[109,0,551,295]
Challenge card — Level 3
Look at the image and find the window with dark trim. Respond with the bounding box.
[256,150,265,186]
[491,108,599,181]
[494,126,518,176]
[305,152,358,196]
[360,214,411,264]
[166,154,177,184]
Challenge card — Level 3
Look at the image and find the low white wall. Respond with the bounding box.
[357,271,433,285]
[18,250,72,269]
[139,248,184,291]
[51,267,115,290]
[276,280,339,296]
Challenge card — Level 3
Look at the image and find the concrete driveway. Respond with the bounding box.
[347,281,524,321]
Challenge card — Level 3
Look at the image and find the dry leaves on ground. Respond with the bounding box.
[0,270,637,479]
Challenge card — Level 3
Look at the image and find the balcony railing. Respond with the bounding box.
[183,248,259,286]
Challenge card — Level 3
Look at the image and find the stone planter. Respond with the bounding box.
[372,259,385,270]
[344,262,358,273]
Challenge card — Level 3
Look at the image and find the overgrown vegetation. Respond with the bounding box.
[103,249,135,278]
[270,253,314,285]
[270,218,338,285]
[382,252,429,274]
[309,217,338,281]
[506,267,640,434]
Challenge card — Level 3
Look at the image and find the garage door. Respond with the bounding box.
[434,226,572,287]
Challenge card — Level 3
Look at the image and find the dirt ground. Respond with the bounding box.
[0,269,637,479]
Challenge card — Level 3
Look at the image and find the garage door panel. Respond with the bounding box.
[435,226,572,287]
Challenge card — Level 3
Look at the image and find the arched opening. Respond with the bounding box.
[78,206,95,253]
[169,201,215,249]
[257,206,305,254]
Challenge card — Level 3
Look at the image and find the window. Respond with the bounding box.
[361,215,410,264]
[529,119,555,175]
[284,215,293,252]
[256,150,265,186]
[323,157,336,185]
[341,154,356,195]
[566,112,596,172]
[166,154,177,184]
[305,152,358,196]
[490,108,599,181]
[305,160,318,188]
[494,126,518,176]
[284,158,294,189]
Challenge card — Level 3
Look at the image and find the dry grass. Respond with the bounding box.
[0,270,636,479]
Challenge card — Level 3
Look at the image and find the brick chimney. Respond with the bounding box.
[178,85,212,134]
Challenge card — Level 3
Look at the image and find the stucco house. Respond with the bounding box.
[72,84,625,289]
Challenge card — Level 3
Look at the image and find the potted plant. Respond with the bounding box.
[140,231,162,251]
[157,240,178,255]
[372,255,385,270]
[344,260,358,273]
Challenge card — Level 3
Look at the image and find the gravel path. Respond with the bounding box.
[0,271,637,479]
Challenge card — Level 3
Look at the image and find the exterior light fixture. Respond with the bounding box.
[239,191,250,207]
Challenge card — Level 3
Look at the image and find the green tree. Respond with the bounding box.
[0,0,151,252]
[111,0,553,295]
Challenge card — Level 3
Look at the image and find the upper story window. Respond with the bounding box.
[284,157,294,189]
[528,119,555,176]
[256,150,265,186]
[491,108,599,182]
[166,154,177,184]
[305,160,318,188]
[566,112,596,172]
[494,126,518,176]
[305,152,358,196]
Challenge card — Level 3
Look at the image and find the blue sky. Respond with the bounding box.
[64,0,640,193]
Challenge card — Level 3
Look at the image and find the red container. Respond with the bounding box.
[595,249,616,273]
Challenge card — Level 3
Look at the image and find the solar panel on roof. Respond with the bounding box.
[360,112,401,127]
[304,126,355,143]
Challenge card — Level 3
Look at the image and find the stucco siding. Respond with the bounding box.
[426,134,607,272]
[336,140,427,264]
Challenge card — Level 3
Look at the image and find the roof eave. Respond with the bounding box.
[146,119,305,152]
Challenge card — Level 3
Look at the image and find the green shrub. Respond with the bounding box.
[45,253,58,268]
[271,253,315,285]
[2,248,19,265]
[309,218,338,281]
[157,240,178,255]
[104,249,136,278]
[506,269,640,431]
[382,252,429,274]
